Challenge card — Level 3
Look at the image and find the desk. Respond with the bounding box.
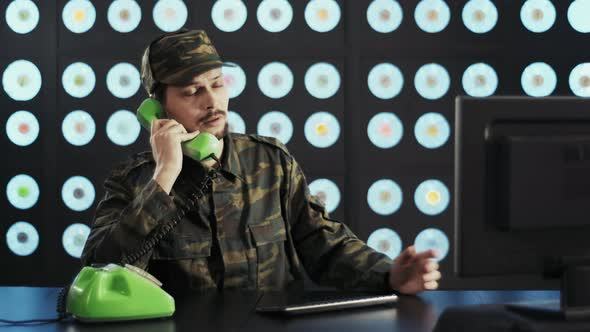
[0,287,558,332]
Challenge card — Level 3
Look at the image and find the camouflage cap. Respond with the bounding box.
[140,28,236,96]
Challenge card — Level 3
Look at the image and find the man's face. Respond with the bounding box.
[162,67,229,139]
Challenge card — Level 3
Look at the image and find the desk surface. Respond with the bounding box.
[0,287,559,332]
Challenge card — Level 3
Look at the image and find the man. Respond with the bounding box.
[81,29,441,297]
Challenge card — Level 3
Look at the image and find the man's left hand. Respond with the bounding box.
[388,245,441,295]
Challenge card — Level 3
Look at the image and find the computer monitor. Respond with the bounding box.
[454,96,590,320]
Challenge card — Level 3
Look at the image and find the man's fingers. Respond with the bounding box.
[412,249,438,262]
[158,120,182,133]
[423,270,442,283]
[179,130,201,142]
[150,120,158,133]
[168,123,188,135]
[151,118,165,134]
[424,280,438,290]
[422,260,439,273]
[397,245,416,265]
[154,121,189,137]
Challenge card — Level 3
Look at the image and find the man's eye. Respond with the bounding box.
[214,84,224,88]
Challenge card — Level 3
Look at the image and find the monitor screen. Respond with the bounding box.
[454,96,590,283]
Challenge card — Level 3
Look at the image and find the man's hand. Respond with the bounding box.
[388,245,441,295]
[150,118,200,194]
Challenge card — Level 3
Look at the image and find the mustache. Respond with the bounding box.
[201,110,226,123]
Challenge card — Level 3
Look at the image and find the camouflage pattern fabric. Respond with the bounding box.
[81,133,394,296]
[140,28,235,96]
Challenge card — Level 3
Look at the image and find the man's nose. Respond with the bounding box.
[201,87,217,111]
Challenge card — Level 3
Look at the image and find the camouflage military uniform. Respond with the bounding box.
[81,133,394,295]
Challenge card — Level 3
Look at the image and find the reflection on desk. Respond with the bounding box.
[0,287,558,332]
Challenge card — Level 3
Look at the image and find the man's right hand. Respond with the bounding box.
[150,118,200,194]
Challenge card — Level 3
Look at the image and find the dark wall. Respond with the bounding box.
[1,0,586,289]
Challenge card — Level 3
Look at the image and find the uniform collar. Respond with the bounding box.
[179,133,244,186]
[219,133,244,183]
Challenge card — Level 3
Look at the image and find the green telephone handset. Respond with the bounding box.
[136,98,220,161]
[59,263,175,322]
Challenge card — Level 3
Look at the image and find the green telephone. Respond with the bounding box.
[136,98,220,161]
[50,99,223,323]
[57,264,174,322]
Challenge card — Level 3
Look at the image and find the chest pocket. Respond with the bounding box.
[151,221,212,260]
[248,216,288,290]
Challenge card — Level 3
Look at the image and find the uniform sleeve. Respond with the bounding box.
[80,171,178,270]
[286,156,394,291]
